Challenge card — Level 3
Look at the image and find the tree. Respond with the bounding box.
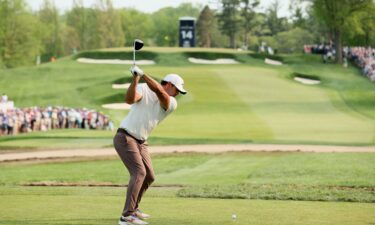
[217,0,241,48]
[61,25,80,55]
[66,0,87,50]
[38,0,63,60]
[289,0,306,28]
[196,5,215,47]
[275,27,314,53]
[311,0,374,64]
[240,0,259,48]
[0,0,42,68]
[151,3,200,46]
[120,8,152,47]
[94,0,124,48]
[266,0,289,36]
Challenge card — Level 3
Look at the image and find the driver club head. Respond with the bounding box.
[134,39,144,50]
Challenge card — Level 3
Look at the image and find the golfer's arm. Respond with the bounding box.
[142,74,170,110]
[125,76,142,104]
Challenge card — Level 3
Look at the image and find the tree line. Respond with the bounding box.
[0,0,374,68]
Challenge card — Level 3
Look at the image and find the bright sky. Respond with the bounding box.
[25,0,293,17]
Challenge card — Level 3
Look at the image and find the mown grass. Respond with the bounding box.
[0,49,374,149]
[0,152,375,224]
[1,152,374,203]
[1,187,374,225]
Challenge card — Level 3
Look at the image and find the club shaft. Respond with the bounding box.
[133,48,135,66]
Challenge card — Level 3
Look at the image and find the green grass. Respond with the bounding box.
[0,186,374,225]
[0,152,375,224]
[0,49,374,149]
[1,152,374,202]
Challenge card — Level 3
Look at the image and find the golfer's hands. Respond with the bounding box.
[130,65,144,77]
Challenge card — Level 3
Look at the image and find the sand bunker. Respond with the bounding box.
[188,57,239,64]
[112,83,130,89]
[102,103,131,110]
[77,58,155,65]
[265,58,283,66]
[294,77,321,85]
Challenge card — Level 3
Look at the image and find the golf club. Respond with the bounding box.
[133,39,144,66]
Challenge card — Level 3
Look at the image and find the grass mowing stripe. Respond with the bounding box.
[218,66,374,144]
[0,188,374,225]
[0,152,374,203]
[177,184,375,203]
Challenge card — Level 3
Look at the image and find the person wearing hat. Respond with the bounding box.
[114,65,187,225]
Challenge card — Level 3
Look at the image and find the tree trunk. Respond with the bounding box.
[334,28,342,64]
[230,33,236,49]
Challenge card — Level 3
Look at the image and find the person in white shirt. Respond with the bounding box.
[114,65,187,225]
[1,93,8,103]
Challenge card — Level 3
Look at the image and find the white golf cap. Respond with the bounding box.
[162,74,187,94]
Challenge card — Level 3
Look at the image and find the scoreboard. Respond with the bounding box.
[179,17,196,47]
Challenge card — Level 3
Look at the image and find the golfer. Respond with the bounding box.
[114,65,187,225]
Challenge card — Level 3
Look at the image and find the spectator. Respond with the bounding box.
[1,93,8,103]
[0,106,113,136]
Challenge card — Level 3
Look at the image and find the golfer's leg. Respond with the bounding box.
[113,132,146,217]
[135,143,155,209]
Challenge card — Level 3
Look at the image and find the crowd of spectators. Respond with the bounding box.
[0,106,114,136]
[303,43,336,63]
[304,43,375,81]
[346,47,375,81]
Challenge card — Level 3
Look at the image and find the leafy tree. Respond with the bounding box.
[61,25,80,55]
[66,0,88,50]
[217,0,241,48]
[93,0,124,48]
[0,0,42,68]
[289,0,306,28]
[266,0,289,36]
[311,0,374,64]
[342,3,375,47]
[119,8,152,47]
[151,3,200,46]
[38,0,63,60]
[65,1,99,50]
[239,0,259,49]
[196,5,215,47]
[276,27,314,53]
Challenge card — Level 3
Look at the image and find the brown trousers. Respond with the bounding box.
[113,129,155,217]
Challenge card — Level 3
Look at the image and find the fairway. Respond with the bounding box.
[0,50,374,149]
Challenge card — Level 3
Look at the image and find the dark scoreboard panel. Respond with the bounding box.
[179,17,196,47]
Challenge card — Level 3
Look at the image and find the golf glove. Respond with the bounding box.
[130,65,144,77]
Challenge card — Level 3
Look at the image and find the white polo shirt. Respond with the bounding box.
[120,83,177,141]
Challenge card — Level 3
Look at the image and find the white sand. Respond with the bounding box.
[188,57,239,64]
[112,83,131,89]
[77,58,155,65]
[102,103,131,110]
[294,77,321,85]
[265,58,283,66]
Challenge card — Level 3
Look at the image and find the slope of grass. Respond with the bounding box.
[0,49,374,148]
